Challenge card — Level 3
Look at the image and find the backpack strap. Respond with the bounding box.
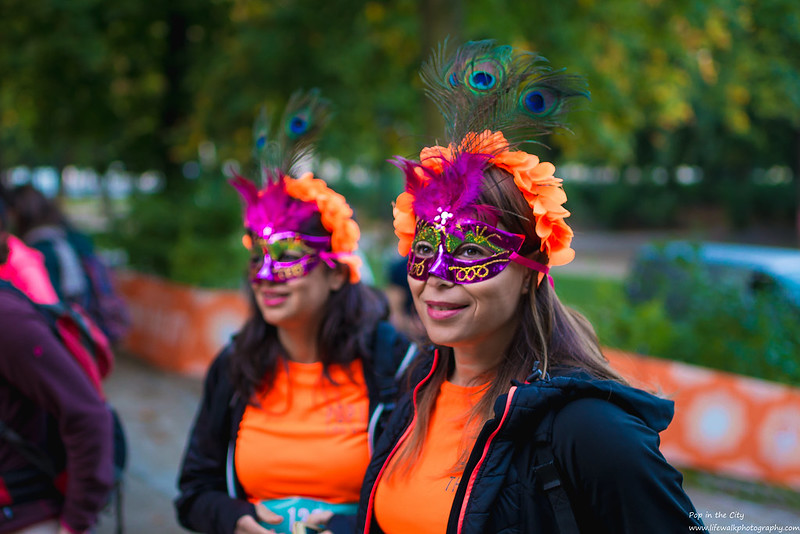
[532,411,581,534]
[366,321,418,452]
[0,279,111,393]
[373,321,418,406]
[0,420,57,479]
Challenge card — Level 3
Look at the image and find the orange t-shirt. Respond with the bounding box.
[235,358,370,504]
[373,380,486,533]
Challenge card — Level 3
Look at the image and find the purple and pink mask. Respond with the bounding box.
[231,174,339,284]
[394,151,549,285]
[408,217,548,285]
[247,230,340,283]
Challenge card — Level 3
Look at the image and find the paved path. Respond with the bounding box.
[96,353,800,533]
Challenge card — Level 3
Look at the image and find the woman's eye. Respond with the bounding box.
[413,241,435,258]
[456,244,490,260]
[277,251,304,262]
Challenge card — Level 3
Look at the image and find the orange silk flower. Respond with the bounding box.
[284,172,362,283]
[392,130,575,267]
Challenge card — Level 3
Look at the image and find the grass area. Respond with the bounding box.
[556,272,800,386]
[555,274,626,344]
[682,468,800,511]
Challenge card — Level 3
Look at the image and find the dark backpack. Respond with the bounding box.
[65,230,131,344]
[0,280,127,533]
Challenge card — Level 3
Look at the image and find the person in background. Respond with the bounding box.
[9,185,90,309]
[9,184,129,343]
[175,90,417,534]
[355,41,703,534]
[0,209,114,534]
[0,185,58,304]
[383,256,424,341]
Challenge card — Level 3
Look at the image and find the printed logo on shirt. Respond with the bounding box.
[325,401,368,435]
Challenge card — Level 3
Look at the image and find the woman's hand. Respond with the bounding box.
[234,503,284,534]
[304,510,335,534]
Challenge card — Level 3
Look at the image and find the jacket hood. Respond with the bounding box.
[496,368,675,438]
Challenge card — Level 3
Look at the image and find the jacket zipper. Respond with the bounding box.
[363,349,440,534]
[455,385,518,534]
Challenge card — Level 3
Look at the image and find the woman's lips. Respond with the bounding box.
[424,300,468,320]
[259,291,289,306]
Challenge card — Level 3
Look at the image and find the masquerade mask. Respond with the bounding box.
[247,230,338,283]
[407,218,549,285]
[230,89,363,284]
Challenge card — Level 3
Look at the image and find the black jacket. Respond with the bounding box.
[358,352,704,534]
[175,322,416,534]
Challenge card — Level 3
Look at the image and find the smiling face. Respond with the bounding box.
[247,213,346,331]
[251,259,345,331]
[408,220,529,355]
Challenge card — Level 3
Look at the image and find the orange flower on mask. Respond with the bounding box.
[393,192,416,256]
[284,172,362,283]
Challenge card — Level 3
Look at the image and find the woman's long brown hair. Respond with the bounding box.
[388,166,626,477]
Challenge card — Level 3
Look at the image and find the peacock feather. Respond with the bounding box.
[420,39,589,152]
[252,88,332,184]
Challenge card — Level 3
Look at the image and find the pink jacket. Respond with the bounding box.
[0,234,59,304]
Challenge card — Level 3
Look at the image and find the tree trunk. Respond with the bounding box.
[159,7,190,198]
[420,0,464,141]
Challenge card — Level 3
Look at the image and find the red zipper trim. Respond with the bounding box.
[363,349,441,534]
[456,385,518,534]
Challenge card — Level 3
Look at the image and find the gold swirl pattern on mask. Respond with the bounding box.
[448,258,506,282]
[409,259,427,277]
[275,263,308,281]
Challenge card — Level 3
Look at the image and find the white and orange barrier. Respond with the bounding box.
[606,349,800,491]
[116,271,800,490]
[116,271,249,377]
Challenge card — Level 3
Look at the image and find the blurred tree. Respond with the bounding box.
[1,0,798,242]
[0,0,226,194]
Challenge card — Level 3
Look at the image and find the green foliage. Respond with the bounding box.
[4,0,798,177]
[565,181,680,229]
[114,173,248,288]
[558,271,800,386]
[564,179,796,230]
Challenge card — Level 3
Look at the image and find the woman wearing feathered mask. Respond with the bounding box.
[175,91,417,534]
[352,41,704,534]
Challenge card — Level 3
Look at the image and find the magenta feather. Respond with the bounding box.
[229,171,319,234]
[391,152,490,224]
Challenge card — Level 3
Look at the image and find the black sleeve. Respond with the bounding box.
[551,398,704,532]
[174,349,256,534]
[327,513,356,534]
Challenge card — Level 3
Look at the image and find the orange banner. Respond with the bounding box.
[116,271,249,376]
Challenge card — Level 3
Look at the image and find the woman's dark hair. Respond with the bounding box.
[390,165,626,477]
[12,184,65,237]
[228,208,389,403]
